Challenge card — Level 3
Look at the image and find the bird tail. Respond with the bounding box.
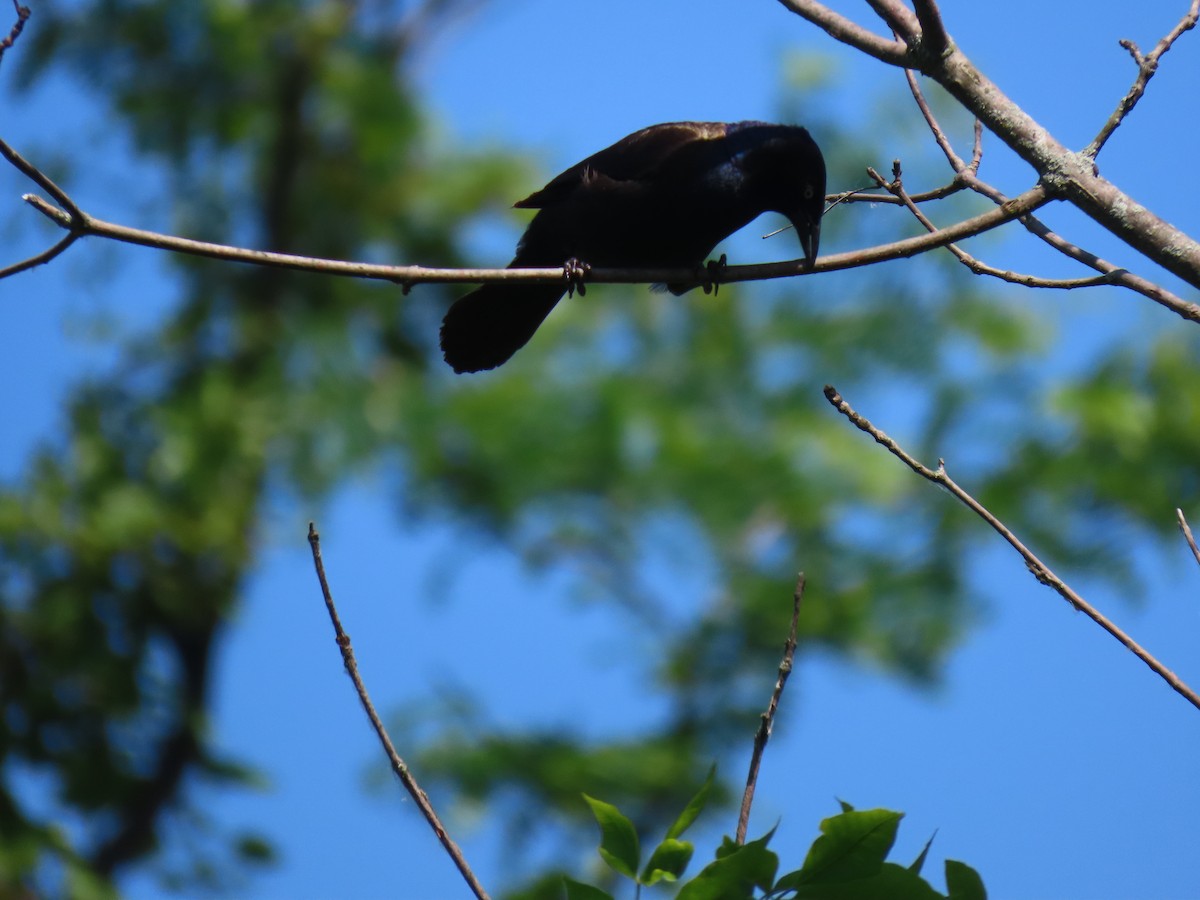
[439,281,566,373]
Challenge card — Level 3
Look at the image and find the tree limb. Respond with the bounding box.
[895,64,1200,322]
[779,1,1200,290]
[824,384,1200,715]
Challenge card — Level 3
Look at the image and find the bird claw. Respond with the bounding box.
[563,257,591,297]
[701,253,728,295]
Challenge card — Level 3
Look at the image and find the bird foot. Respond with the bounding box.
[700,253,728,295]
[562,257,591,297]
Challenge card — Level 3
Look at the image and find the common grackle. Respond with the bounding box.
[440,121,826,373]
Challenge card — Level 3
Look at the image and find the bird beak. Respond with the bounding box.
[791,214,820,269]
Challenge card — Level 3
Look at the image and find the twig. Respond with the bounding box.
[1086,1,1200,157]
[0,137,85,220]
[827,180,965,206]
[1177,509,1200,570]
[957,171,1200,322]
[868,163,1119,290]
[902,67,977,174]
[306,523,490,900]
[0,0,29,62]
[0,231,81,280]
[823,385,1200,715]
[736,574,805,845]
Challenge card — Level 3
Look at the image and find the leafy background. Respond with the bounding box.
[1,0,1198,897]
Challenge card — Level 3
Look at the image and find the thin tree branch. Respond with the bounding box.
[0,231,81,279]
[902,67,977,174]
[774,0,910,66]
[823,385,1200,715]
[1177,509,1200,570]
[306,523,490,900]
[9,170,1053,289]
[1085,1,1200,158]
[0,136,85,220]
[956,172,1200,322]
[868,163,1119,290]
[0,0,30,63]
[737,573,805,846]
[826,178,966,206]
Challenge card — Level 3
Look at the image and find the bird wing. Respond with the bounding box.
[513,121,729,209]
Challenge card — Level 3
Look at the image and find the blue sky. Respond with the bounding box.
[4,1,1200,897]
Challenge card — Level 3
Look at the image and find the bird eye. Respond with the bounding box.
[803,185,814,199]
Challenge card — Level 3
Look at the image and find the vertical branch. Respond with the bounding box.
[306,523,491,900]
[737,574,806,845]
[1177,509,1200,570]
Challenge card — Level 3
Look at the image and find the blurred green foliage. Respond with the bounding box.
[0,1,1197,896]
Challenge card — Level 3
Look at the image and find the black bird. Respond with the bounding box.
[440,120,826,373]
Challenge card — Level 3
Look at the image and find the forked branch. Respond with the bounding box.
[780,0,1200,290]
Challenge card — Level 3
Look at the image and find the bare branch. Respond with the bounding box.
[737,574,804,845]
[865,0,920,45]
[1085,2,1200,158]
[903,67,972,173]
[868,164,1121,290]
[0,231,81,279]
[0,137,85,220]
[9,175,1053,290]
[0,0,30,63]
[777,1,1200,289]
[955,173,1200,323]
[823,385,1200,715]
[911,0,950,56]
[827,179,966,206]
[878,80,1200,322]
[773,0,909,66]
[1178,509,1200,570]
[306,523,490,900]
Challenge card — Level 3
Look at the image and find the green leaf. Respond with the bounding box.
[582,794,640,879]
[665,764,716,840]
[909,831,937,874]
[776,808,902,888]
[678,831,778,900]
[945,860,987,900]
[640,838,694,885]
[563,878,615,900]
[787,862,945,900]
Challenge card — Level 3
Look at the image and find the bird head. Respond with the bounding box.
[733,122,826,269]
[772,129,825,269]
